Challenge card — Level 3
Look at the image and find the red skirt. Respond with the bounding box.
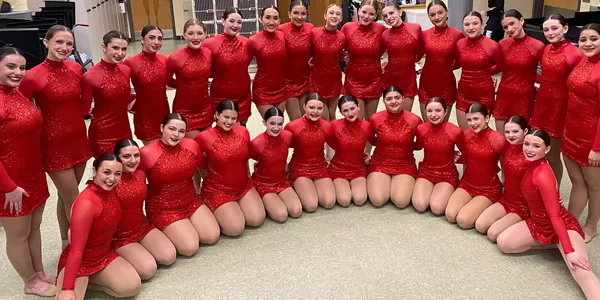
[288,158,329,182]
[417,162,459,188]
[493,88,535,120]
[343,63,382,100]
[328,158,366,181]
[526,208,584,245]
[367,154,417,178]
[111,220,155,249]
[419,70,457,105]
[286,78,309,98]
[202,179,253,211]
[496,194,529,220]
[383,66,418,98]
[146,189,204,229]
[57,245,119,278]
[458,179,502,203]
[89,133,133,159]
[456,80,495,113]
[41,122,91,172]
[252,174,290,198]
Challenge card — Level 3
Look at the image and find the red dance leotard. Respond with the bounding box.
[167,46,213,131]
[530,40,583,137]
[195,125,253,211]
[81,60,134,158]
[455,35,503,113]
[381,22,424,98]
[328,118,374,180]
[496,143,530,219]
[285,117,333,182]
[414,121,464,188]
[341,21,386,99]
[419,25,464,105]
[493,35,545,120]
[139,139,205,229]
[309,26,346,99]
[203,33,252,122]
[458,127,507,201]
[522,159,583,252]
[249,30,287,105]
[279,22,314,97]
[250,131,293,198]
[112,170,155,249]
[562,54,600,166]
[0,85,49,217]
[18,59,91,172]
[57,182,121,290]
[368,110,422,177]
[124,51,170,140]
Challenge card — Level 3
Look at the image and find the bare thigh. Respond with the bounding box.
[56,268,88,300]
[294,177,319,212]
[314,177,336,208]
[402,97,414,112]
[367,172,392,207]
[278,187,303,218]
[412,178,434,212]
[88,257,141,298]
[213,201,246,237]
[333,179,352,207]
[326,97,338,121]
[446,188,473,223]
[456,196,492,229]
[475,202,506,234]
[238,187,266,227]
[487,213,523,242]
[390,174,416,209]
[189,204,221,244]
[429,183,455,215]
[115,243,157,280]
[139,228,177,265]
[365,98,380,120]
[262,193,289,223]
[185,130,200,139]
[350,177,368,206]
[496,220,542,253]
[161,219,200,257]
[418,102,427,123]
[456,109,468,131]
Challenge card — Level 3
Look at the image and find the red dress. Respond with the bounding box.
[419,25,464,105]
[249,30,287,105]
[309,26,346,99]
[341,21,386,99]
[496,143,530,219]
[279,22,314,97]
[522,159,584,251]
[250,131,292,198]
[124,51,170,140]
[18,59,91,172]
[57,182,121,290]
[195,126,253,211]
[203,33,252,123]
[414,121,464,188]
[493,36,545,120]
[139,139,205,229]
[285,117,333,182]
[530,40,583,137]
[328,118,374,180]
[81,60,134,158]
[0,85,49,217]
[167,46,213,130]
[458,127,507,201]
[112,170,155,249]
[455,35,503,113]
[562,54,600,166]
[381,22,424,98]
[368,110,422,177]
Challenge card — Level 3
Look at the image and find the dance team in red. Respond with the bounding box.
[0,0,599,298]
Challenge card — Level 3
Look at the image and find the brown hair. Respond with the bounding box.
[183,18,206,33]
[361,0,379,12]
[44,25,73,41]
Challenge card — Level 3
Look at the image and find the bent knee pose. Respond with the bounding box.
[196,101,266,237]
[18,25,92,248]
[497,130,600,299]
[285,93,336,212]
[476,116,530,240]
[0,47,56,297]
[140,113,220,256]
[412,98,464,214]
[56,154,141,300]
[367,86,422,208]
[250,108,302,222]
[329,95,374,207]
[112,139,176,280]
[446,104,507,229]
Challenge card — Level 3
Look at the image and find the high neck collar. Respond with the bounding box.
[551,39,570,49]
[386,109,404,119]
[185,46,202,54]
[527,157,546,167]
[99,59,118,70]
[158,139,180,149]
[87,180,111,196]
[140,50,157,59]
[324,25,337,32]
[434,25,449,33]
[467,34,484,43]
[44,58,63,68]
[391,22,405,31]
[292,22,304,31]
[0,84,14,93]
[588,53,600,64]
[474,126,491,137]
[303,116,320,123]
[262,30,276,37]
[431,120,446,128]
[215,124,234,134]
[514,34,528,42]
[359,22,373,30]
[222,32,237,40]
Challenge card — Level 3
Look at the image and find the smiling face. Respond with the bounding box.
[92,160,122,191]
[501,17,525,38]
[263,115,284,137]
[184,24,206,50]
[44,31,74,61]
[289,4,307,27]
[222,12,243,36]
[542,19,567,44]
[463,16,483,38]
[340,101,359,122]
[428,4,448,28]
[102,38,128,64]
[382,6,401,27]
[504,123,527,145]
[0,54,26,88]
[117,145,141,173]
[523,135,549,162]
[426,102,446,125]
[324,5,342,28]
[261,8,280,33]
[304,99,324,121]
[466,112,489,133]
[383,91,404,114]
[141,29,163,54]
[215,109,238,131]
[358,5,377,26]
[578,29,600,58]
[160,119,186,146]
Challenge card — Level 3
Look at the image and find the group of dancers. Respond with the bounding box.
[1,0,600,299]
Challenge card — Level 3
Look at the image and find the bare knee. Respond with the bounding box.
[369,191,389,207]
[174,239,199,257]
[154,245,177,266]
[221,219,245,237]
[496,233,517,254]
[288,203,303,218]
[269,207,289,223]
[136,260,157,281]
[302,199,319,213]
[412,197,429,212]
[245,211,265,227]
[475,218,489,234]
[320,194,336,209]
[487,226,502,242]
[456,213,476,229]
[430,201,446,215]
[445,208,458,223]
[111,275,142,298]
[352,193,368,206]
[200,226,221,245]
[337,193,352,207]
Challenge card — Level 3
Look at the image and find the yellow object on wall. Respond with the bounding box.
[129,0,173,31]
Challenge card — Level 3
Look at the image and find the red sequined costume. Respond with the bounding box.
[414,121,464,188]
[81,60,134,158]
[368,110,422,177]
[309,26,346,99]
[18,59,91,172]
[493,35,545,120]
[419,25,464,105]
[250,131,292,198]
[124,52,170,140]
[458,127,507,201]
[57,182,121,290]
[455,35,503,113]
[562,54,600,166]
[381,22,424,98]
[522,159,584,251]
[112,169,155,249]
[249,30,286,105]
[203,33,252,123]
[341,21,386,99]
[328,118,374,180]
[196,126,252,211]
[0,85,49,217]
[139,139,205,229]
[530,40,583,137]
[167,46,213,130]
[279,22,314,97]
[285,117,333,182]
[496,144,530,219]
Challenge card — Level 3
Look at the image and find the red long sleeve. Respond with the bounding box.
[486,38,503,75]
[0,161,16,193]
[179,138,205,169]
[80,72,94,117]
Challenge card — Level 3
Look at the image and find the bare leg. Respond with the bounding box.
[367,172,392,207]
[365,98,380,121]
[429,183,455,215]
[456,196,492,229]
[138,228,176,265]
[333,179,352,207]
[412,178,434,212]
[237,187,266,227]
[213,202,246,237]
[314,178,336,208]
[257,101,287,119]
[581,166,600,242]
[278,187,303,218]
[350,177,368,206]
[294,177,319,212]
[88,257,141,298]
[565,156,589,219]
[27,204,47,274]
[558,231,600,299]
[444,104,454,122]
[188,204,220,244]
[56,268,89,300]
[445,188,472,223]
[49,163,86,243]
[496,220,542,253]
[418,102,427,122]
[548,137,564,185]
[357,99,366,119]
[161,219,200,256]
[475,202,506,234]
[402,97,414,112]
[494,119,506,134]
[262,193,289,223]
[115,243,157,280]
[327,97,338,121]
[285,93,307,121]
[487,213,523,242]
[390,175,415,209]
[456,109,468,131]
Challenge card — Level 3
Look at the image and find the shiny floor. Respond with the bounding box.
[0,40,597,300]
